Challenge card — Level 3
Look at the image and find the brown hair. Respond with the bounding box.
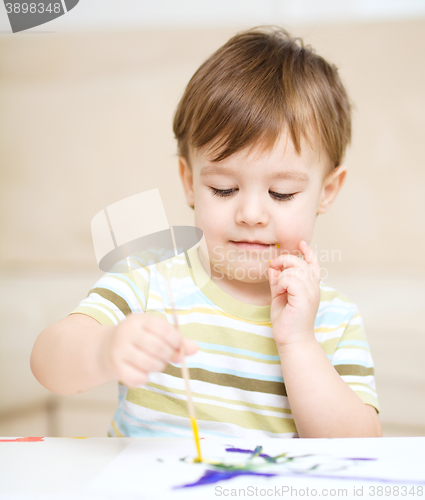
[173,26,352,168]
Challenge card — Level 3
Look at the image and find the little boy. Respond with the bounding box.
[31,26,381,438]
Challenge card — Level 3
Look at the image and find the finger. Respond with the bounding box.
[274,273,306,297]
[269,252,310,272]
[134,330,177,363]
[268,266,281,287]
[171,338,198,363]
[268,266,289,303]
[183,338,198,355]
[125,349,167,374]
[180,338,199,357]
[298,240,321,281]
[277,266,315,283]
[119,363,149,388]
[133,314,182,350]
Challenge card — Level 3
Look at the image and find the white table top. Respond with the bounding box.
[1,436,424,499]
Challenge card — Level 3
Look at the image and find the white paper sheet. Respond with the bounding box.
[86,437,425,499]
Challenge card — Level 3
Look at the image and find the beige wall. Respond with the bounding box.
[1,19,424,437]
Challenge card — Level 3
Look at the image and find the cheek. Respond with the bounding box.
[194,197,224,239]
[275,203,317,247]
[194,208,226,263]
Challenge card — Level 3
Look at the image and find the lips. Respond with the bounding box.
[232,239,272,245]
[235,241,270,245]
[230,240,273,249]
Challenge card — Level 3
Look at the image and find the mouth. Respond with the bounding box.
[230,240,275,250]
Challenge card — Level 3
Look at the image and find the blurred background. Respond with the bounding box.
[1,1,424,437]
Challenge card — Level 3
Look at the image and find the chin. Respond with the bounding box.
[226,264,270,283]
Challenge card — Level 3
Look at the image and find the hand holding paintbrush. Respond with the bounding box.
[98,252,202,461]
[92,190,204,458]
[94,242,198,394]
[96,305,198,391]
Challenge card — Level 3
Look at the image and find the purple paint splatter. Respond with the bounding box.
[174,445,422,491]
[225,446,272,460]
[175,469,277,488]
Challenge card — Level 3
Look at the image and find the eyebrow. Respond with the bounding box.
[273,171,310,182]
[200,165,231,177]
[200,164,310,182]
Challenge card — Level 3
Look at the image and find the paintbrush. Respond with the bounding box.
[165,278,202,463]
[124,246,202,461]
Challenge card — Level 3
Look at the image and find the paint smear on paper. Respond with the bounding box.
[0,437,44,442]
[174,445,384,489]
[175,468,277,488]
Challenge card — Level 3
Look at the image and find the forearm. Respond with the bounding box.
[279,337,380,438]
[30,317,113,395]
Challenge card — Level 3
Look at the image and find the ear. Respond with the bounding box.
[317,165,347,214]
[178,156,195,209]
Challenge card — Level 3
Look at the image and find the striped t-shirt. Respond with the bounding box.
[71,245,379,439]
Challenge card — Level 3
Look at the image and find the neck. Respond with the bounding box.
[198,249,271,306]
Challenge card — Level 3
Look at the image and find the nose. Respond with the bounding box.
[235,193,269,226]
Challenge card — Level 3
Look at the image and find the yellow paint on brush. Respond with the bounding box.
[276,244,280,248]
[190,417,202,462]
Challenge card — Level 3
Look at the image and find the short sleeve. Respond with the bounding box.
[331,307,380,413]
[69,256,151,326]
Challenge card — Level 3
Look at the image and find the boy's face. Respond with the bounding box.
[179,131,346,286]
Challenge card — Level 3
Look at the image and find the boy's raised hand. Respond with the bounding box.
[97,313,198,388]
[268,240,321,349]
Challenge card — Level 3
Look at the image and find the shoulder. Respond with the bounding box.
[316,282,362,332]
[319,282,359,316]
[316,282,368,344]
[319,281,355,305]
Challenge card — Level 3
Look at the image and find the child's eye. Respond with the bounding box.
[210,187,238,197]
[269,191,296,201]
